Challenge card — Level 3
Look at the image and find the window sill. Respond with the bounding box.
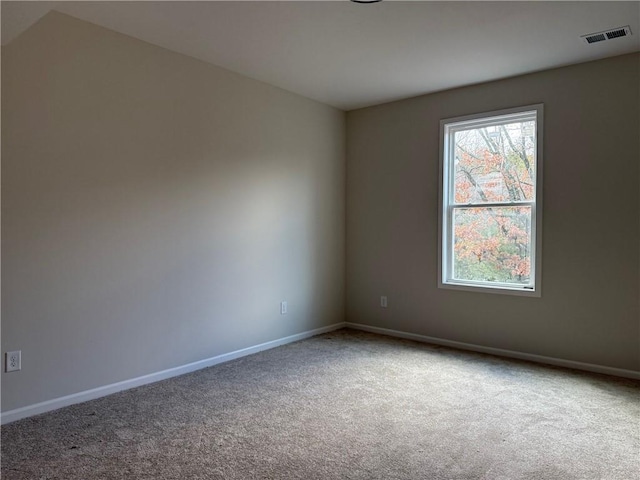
[439,281,541,297]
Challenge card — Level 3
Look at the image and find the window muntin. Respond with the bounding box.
[439,105,542,295]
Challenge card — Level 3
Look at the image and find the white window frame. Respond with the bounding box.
[438,104,543,297]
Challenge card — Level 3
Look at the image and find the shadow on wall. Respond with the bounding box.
[2,11,345,412]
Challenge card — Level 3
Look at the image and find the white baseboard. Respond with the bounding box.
[1,322,346,425]
[346,322,640,381]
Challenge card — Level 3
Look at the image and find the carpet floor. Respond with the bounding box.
[2,329,639,479]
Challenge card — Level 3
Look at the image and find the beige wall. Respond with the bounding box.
[347,53,640,371]
[1,12,345,411]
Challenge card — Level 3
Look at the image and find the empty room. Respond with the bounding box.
[1,1,639,479]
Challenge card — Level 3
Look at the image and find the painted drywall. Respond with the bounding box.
[346,53,640,371]
[2,12,345,412]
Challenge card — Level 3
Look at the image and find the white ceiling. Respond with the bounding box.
[2,1,639,110]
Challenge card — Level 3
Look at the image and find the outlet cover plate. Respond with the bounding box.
[380,296,388,308]
[6,351,21,372]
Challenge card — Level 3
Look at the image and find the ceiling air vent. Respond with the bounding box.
[582,26,632,45]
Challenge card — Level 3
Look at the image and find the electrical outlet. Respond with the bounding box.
[6,351,21,372]
[281,301,288,315]
[380,296,388,308]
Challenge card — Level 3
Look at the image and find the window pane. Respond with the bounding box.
[453,121,536,204]
[452,206,532,285]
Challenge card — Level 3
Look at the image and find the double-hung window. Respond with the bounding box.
[439,104,543,296]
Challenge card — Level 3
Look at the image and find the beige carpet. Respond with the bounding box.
[2,329,639,479]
